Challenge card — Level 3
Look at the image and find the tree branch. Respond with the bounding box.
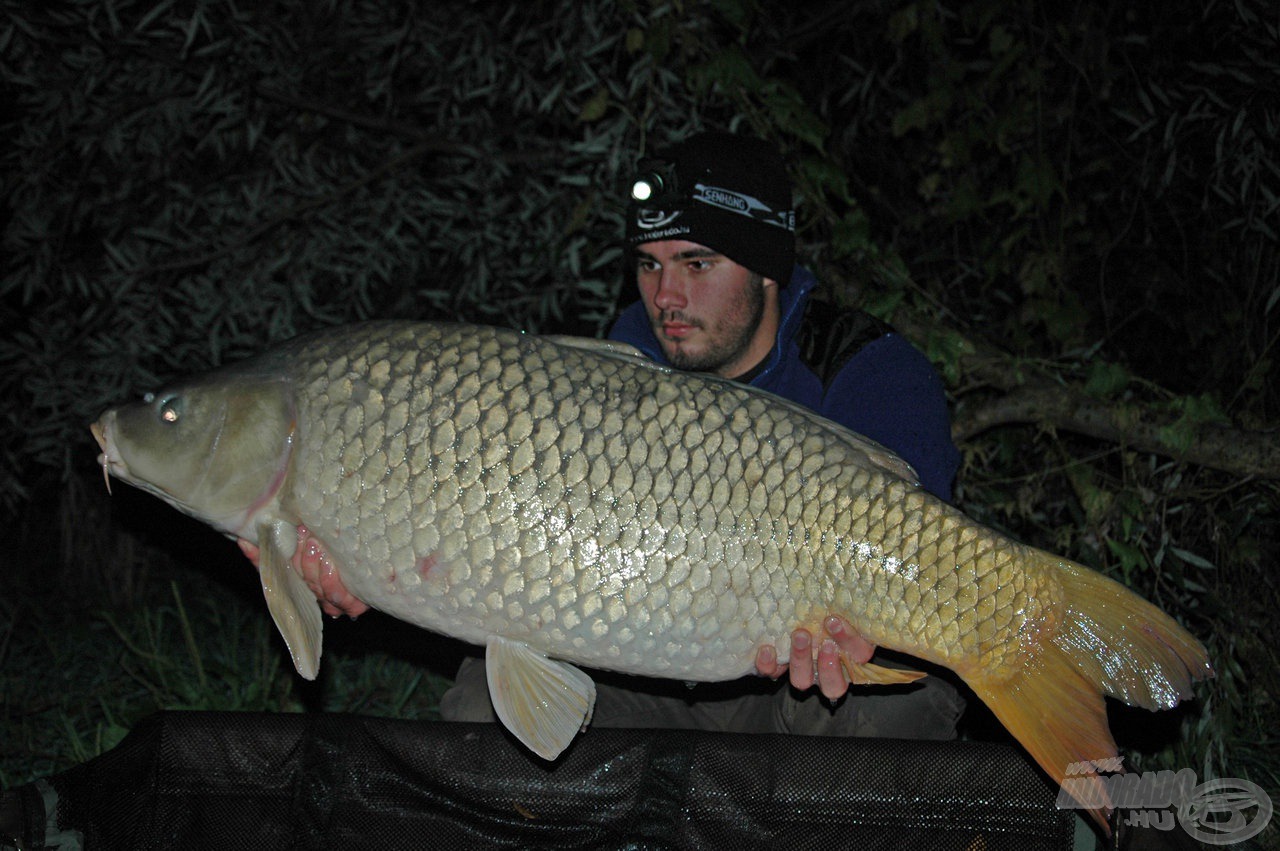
[952,381,1280,480]
[884,310,1280,480]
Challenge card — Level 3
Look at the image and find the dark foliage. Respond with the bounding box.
[2,0,1277,815]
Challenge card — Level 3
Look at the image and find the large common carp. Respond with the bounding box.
[91,321,1211,826]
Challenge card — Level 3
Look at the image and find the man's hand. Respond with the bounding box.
[236,525,370,618]
[755,616,875,700]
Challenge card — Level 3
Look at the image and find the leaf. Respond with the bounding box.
[1084,362,1130,398]
[1169,546,1216,571]
[577,86,609,123]
[1106,538,1148,583]
[887,5,919,43]
[134,0,177,34]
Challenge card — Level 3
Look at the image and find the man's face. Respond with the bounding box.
[635,240,775,378]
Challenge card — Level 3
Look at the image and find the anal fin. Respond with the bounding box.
[843,659,928,685]
[486,636,596,761]
[258,520,323,680]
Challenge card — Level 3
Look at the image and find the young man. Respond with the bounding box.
[440,131,965,738]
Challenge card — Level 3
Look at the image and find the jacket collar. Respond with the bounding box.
[750,264,815,383]
[776,265,816,348]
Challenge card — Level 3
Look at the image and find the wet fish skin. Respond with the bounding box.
[91,320,1212,829]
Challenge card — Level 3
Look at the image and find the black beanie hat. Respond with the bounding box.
[625,131,796,284]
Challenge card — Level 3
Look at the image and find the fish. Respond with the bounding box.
[90,320,1212,829]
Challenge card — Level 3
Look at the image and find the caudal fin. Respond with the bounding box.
[961,553,1212,833]
[1048,561,1212,709]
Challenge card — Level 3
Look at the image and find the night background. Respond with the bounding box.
[2,0,1277,835]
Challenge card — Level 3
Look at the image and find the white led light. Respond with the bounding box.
[631,180,654,201]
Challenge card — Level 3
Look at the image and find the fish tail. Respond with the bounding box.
[961,553,1212,833]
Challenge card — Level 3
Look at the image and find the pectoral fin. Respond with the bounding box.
[485,636,596,761]
[257,520,323,680]
[843,659,928,685]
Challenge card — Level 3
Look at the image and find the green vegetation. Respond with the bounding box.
[2,0,1277,825]
[3,494,461,788]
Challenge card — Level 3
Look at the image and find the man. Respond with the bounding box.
[438,131,965,737]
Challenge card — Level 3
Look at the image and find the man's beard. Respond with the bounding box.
[658,273,765,374]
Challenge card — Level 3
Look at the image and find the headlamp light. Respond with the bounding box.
[629,158,679,204]
[631,176,658,202]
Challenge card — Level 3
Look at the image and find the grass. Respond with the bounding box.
[0,529,461,789]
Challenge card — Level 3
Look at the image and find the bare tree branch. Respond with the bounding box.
[886,312,1280,480]
[952,380,1280,480]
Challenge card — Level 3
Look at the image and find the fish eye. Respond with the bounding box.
[157,395,183,424]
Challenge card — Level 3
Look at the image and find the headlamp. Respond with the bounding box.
[630,176,658,202]
[629,158,679,204]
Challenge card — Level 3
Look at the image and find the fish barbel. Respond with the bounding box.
[90,320,1211,827]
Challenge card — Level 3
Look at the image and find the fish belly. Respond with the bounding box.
[278,321,1045,682]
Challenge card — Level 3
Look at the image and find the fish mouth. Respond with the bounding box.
[90,412,122,494]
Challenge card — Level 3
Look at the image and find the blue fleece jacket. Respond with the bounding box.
[608,266,961,501]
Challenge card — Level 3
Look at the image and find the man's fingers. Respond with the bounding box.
[825,616,875,664]
[816,639,846,700]
[754,644,783,678]
[314,544,371,618]
[298,537,322,580]
[236,526,367,618]
[236,539,261,568]
[758,619,876,697]
[788,628,815,690]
